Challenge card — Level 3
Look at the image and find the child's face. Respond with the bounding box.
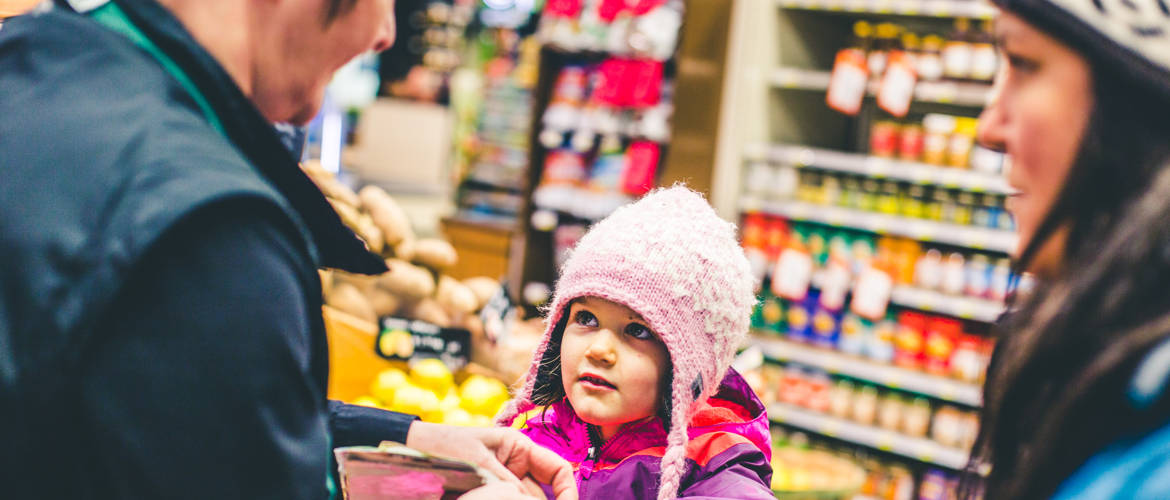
[560,297,670,438]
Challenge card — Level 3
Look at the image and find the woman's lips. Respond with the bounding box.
[578,373,617,391]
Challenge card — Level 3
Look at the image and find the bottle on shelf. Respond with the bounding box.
[942,18,974,81]
[970,19,998,82]
[917,35,945,82]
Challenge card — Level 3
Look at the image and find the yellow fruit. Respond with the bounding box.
[390,384,442,423]
[369,368,409,405]
[459,375,510,417]
[410,358,454,398]
[440,388,461,413]
[352,396,382,409]
[379,329,414,358]
[441,408,475,427]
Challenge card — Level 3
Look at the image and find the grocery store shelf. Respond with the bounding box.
[891,285,1003,322]
[769,402,972,469]
[771,67,992,107]
[532,185,634,223]
[775,0,997,19]
[747,144,1011,195]
[742,198,1017,254]
[754,336,983,406]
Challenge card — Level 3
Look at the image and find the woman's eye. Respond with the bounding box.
[1006,53,1038,74]
[574,310,598,327]
[625,323,653,340]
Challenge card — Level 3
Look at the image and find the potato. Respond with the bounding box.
[358,185,414,247]
[355,215,385,254]
[334,271,379,296]
[462,277,500,311]
[412,238,457,272]
[326,282,377,324]
[392,236,416,262]
[318,269,334,298]
[377,259,436,300]
[409,298,452,327]
[436,275,478,315]
[303,162,361,207]
[328,199,363,232]
[368,287,402,318]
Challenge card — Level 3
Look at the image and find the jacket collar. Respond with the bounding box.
[81,0,387,274]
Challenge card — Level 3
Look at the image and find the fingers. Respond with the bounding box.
[520,476,544,498]
[494,429,579,500]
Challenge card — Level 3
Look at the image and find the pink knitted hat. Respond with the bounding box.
[495,186,756,500]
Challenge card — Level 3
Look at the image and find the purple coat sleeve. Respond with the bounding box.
[678,443,775,500]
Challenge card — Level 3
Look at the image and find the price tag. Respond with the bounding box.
[917,444,935,463]
[877,51,917,118]
[909,222,934,241]
[776,69,800,88]
[827,209,847,227]
[956,301,976,319]
[773,249,815,301]
[962,229,989,250]
[939,383,959,401]
[821,421,841,438]
[820,261,852,311]
[851,266,893,320]
[865,157,891,177]
[934,84,958,104]
[871,214,889,234]
[876,432,895,451]
[824,356,844,374]
[885,372,903,390]
[827,49,869,116]
[875,0,895,12]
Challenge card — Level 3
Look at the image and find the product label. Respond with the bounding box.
[827,49,869,115]
[376,317,472,370]
[970,43,998,81]
[877,51,917,117]
[773,248,815,300]
[819,261,852,311]
[851,266,893,320]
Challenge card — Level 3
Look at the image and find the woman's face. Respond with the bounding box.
[977,11,1093,276]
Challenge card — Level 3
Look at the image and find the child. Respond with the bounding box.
[496,187,773,500]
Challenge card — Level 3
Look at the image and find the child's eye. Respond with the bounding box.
[625,323,654,340]
[1005,52,1038,75]
[574,310,598,327]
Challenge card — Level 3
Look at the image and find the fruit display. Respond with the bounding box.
[353,360,512,427]
[302,160,500,333]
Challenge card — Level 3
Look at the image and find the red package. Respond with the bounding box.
[741,213,767,250]
[627,59,664,108]
[597,0,664,21]
[764,218,789,263]
[894,311,928,370]
[924,318,961,376]
[621,141,660,195]
[545,0,583,17]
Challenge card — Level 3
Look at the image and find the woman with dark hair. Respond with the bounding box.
[961,0,1170,498]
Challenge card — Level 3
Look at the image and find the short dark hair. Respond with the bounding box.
[323,0,359,24]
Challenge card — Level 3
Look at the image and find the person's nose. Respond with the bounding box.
[584,329,618,367]
[977,61,1009,153]
[370,10,396,53]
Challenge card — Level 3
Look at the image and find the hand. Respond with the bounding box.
[458,481,543,500]
[406,422,577,500]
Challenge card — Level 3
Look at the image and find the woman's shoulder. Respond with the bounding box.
[1053,420,1170,499]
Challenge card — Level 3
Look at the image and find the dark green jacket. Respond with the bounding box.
[0,0,411,497]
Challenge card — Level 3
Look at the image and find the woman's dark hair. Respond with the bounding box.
[963,59,1170,498]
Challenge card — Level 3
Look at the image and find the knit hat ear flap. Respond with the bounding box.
[655,377,697,500]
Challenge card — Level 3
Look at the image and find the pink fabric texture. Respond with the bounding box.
[495,186,757,500]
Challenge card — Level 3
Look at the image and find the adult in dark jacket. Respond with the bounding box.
[0,0,574,499]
